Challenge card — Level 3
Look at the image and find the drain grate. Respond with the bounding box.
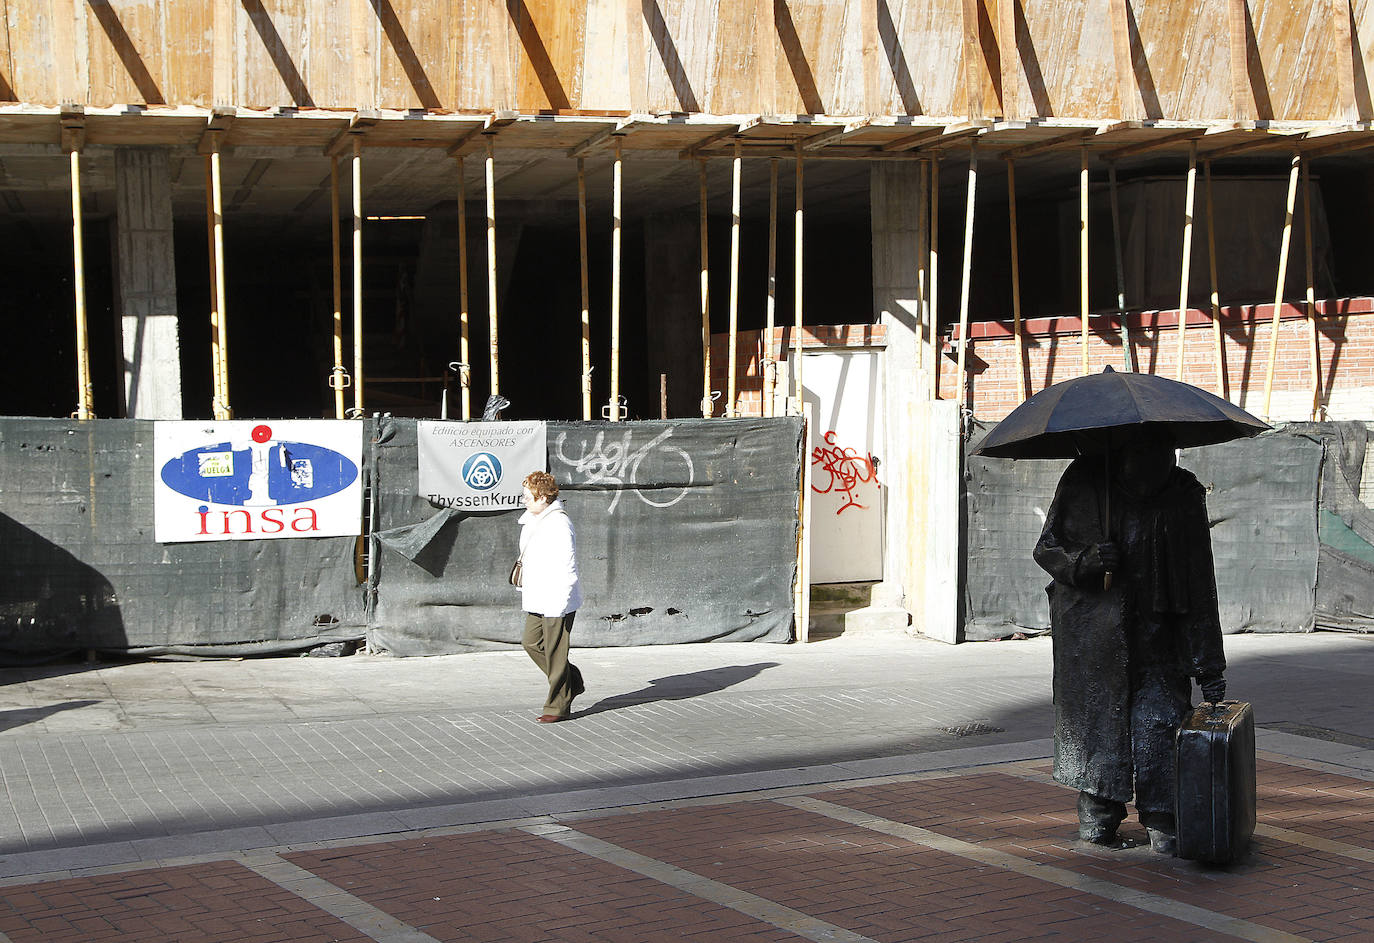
[942,722,1006,738]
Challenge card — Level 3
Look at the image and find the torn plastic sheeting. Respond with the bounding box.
[367,417,803,655]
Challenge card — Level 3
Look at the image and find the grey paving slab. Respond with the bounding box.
[0,631,1366,885]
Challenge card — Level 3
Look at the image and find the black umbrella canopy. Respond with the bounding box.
[972,366,1271,459]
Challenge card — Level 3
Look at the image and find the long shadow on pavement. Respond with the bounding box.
[574,662,780,718]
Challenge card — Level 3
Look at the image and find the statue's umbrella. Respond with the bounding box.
[971,365,1270,586]
[972,366,1270,460]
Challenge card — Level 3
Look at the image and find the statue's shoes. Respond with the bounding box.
[1146,828,1177,855]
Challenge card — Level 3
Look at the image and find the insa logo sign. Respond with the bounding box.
[159,423,359,536]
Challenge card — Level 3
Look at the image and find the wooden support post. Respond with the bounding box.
[609,138,624,421]
[917,160,930,381]
[352,138,364,416]
[1303,161,1320,419]
[485,136,499,397]
[1108,161,1135,371]
[955,142,978,410]
[929,158,941,399]
[210,146,231,419]
[69,149,93,420]
[795,400,813,642]
[793,145,805,413]
[1080,147,1090,376]
[1176,141,1198,380]
[330,157,346,419]
[578,158,592,421]
[203,157,221,418]
[1263,153,1300,419]
[765,159,779,417]
[1007,158,1027,401]
[660,374,668,419]
[727,142,742,418]
[699,160,712,417]
[457,156,472,420]
[1204,160,1227,398]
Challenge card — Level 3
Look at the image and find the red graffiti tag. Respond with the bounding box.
[811,431,879,514]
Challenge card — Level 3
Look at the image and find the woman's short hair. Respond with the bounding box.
[522,471,559,502]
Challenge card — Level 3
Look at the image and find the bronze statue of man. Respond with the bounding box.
[1033,429,1227,853]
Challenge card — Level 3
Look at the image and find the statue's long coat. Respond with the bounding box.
[1034,458,1227,812]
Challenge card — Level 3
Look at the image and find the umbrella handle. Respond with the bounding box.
[1104,571,1113,591]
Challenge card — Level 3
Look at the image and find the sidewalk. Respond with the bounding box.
[0,631,1369,942]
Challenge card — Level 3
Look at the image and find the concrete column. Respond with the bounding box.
[113,147,182,419]
[871,163,961,643]
[643,211,704,418]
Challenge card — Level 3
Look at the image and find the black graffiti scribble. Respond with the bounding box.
[811,431,879,515]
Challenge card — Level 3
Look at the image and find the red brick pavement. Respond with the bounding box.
[0,758,1368,943]
[1255,759,1374,846]
[0,861,373,943]
[574,800,1235,942]
[821,764,1374,942]
[286,830,804,943]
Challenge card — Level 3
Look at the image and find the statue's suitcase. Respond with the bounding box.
[1174,701,1256,863]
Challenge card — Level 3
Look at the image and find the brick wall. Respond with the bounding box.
[711,304,1374,423]
[945,298,1374,421]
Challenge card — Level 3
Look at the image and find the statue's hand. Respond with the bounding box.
[1084,542,1120,575]
[1198,674,1226,704]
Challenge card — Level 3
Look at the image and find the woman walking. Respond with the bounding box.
[516,471,585,723]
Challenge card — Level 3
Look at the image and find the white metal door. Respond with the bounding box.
[785,348,885,583]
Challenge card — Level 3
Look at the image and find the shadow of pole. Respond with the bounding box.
[505,0,571,111]
[88,0,166,105]
[241,0,315,107]
[368,0,441,110]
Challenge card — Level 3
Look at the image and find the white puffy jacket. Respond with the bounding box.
[517,499,583,617]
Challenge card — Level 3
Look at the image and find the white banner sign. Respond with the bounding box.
[418,420,546,512]
[154,420,364,543]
